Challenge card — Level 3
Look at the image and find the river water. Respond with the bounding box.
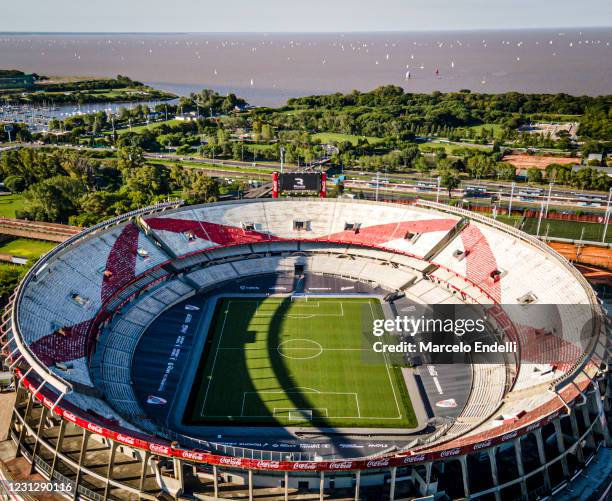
[0,28,610,107]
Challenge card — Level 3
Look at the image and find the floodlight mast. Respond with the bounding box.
[603,187,612,243]
[280,147,285,174]
[508,181,515,215]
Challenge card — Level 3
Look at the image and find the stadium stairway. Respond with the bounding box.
[422,217,470,262]
[137,216,178,260]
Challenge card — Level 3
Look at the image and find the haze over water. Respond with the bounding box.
[1,28,610,106]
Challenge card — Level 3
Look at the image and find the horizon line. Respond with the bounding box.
[0,25,611,36]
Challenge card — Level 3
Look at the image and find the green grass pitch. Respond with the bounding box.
[184,296,417,429]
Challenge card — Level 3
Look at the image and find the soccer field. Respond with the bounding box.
[184,296,417,429]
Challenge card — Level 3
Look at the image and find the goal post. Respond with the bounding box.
[289,409,313,421]
[271,408,329,420]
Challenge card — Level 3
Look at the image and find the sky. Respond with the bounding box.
[2,0,611,32]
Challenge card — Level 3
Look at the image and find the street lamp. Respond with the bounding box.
[544,182,554,218]
[536,198,545,237]
[436,176,441,203]
[508,181,515,216]
[602,187,612,243]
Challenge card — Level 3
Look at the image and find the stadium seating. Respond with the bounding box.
[458,364,507,420]
[300,242,351,254]
[93,278,194,420]
[9,198,604,481]
[134,231,171,275]
[434,222,590,305]
[186,263,239,289]
[233,256,296,276]
[143,200,460,258]
[15,222,172,384]
[405,278,457,304]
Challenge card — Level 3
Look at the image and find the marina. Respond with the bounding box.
[0,98,176,133]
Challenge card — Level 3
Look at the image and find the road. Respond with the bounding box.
[2,142,609,211]
[345,179,610,213]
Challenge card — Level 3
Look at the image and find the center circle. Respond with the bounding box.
[277,338,323,360]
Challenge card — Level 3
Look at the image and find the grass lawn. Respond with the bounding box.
[416,140,490,154]
[459,123,505,138]
[0,194,27,218]
[113,119,182,135]
[249,143,276,152]
[417,142,458,154]
[312,132,386,146]
[185,297,416,429]
[495,215,612,242]
[147,159,273,177]
[0,238,56,259]
[525,113,582,122]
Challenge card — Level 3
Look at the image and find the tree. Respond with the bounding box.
[176,144,194,155]
[527,168,543,184]
[70,190,133,226]
[183,172,219,204]
[400,145,420,168]
[440,169,460,198]
[466,154,495,179]
[19,176,86,223]
[494,162,516,181]
[169,164,188,191]
[117,145,145,171]
[123,164,170,205]
[414,157,430,176]
[261,124,273,142]
[579,106,612,140]
[117,107,131,122]
[0,265,26,306]
[48,118,61,131]
[3,175,25,193]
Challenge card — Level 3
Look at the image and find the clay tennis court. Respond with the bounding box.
[502,154,577,171]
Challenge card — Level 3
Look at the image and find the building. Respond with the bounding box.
[587,153,604,166]
[572,164,612,177]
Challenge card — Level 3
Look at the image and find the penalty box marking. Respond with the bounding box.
[233,299,346,319]
[240,391,361,419]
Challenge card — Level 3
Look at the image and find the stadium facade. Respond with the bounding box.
[2,198,610,500]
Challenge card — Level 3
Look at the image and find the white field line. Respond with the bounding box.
[241,391,361,419]
[219,347,368,351]
[288,409,316,421]
[369,300,403,419]
[238,299,345,319]
[199,303,231,416]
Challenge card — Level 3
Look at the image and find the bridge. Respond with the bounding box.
[0,218,80,242]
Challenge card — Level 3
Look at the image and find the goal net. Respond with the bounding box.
[288,409,313,421]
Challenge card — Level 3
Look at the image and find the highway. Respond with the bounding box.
[1,142,609,211]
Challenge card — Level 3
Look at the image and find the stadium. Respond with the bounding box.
[2,197,610,500]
